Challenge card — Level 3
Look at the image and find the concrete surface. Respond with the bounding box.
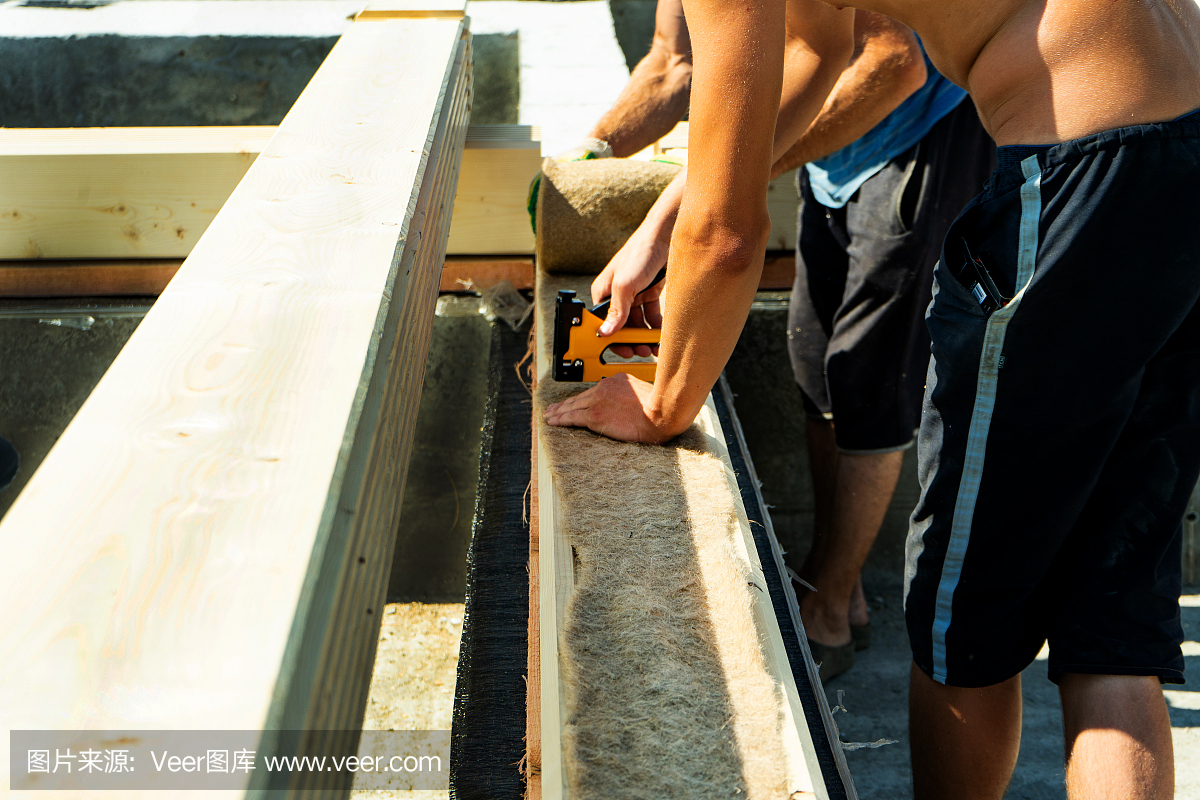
[387,296,492,603]
[0,300,150,520]
[469,1,630,154]
[0,0,625,145]
[0,0,520,127]
[351,601,464,800]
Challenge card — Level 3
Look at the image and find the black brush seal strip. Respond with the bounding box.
[450,324,531,800]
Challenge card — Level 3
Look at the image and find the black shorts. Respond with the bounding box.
[905,113,1200,688]
[787,100,995,453]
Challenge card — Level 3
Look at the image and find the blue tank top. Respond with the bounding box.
[805,44,967,208]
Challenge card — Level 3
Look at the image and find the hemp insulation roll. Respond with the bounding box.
[535,157,681,274]
[532,271,825,800]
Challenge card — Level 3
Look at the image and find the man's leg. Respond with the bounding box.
[799,415,904,646]
[909,662,1022,800]
[1059,674,1174,800]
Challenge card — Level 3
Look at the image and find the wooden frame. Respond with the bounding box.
[0,126,275,259]
[0,9,471,795]
[0,123,540,261]
[0,252,790,298]
[0,121,798,264]
[531,273,842,800]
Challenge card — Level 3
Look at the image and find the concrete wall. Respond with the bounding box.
[0,1,520,126]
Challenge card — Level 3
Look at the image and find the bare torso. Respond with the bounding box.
[850,0,1200,144]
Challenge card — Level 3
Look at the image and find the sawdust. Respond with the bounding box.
[534,272,795,799]
[536,157,681,274]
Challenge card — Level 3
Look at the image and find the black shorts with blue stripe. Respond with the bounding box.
[904,110,1200,687]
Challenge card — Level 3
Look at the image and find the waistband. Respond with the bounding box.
[988,106,1200,193]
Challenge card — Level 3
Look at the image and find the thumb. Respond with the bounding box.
[598,280,634,336]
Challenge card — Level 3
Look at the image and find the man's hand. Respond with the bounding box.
[589,168,687,357]
[590,221,670,357]
[543,374,679,443]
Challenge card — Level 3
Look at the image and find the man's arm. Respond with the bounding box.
[587,0,693,158]
[589,5,910,337]
[772,11,925,176]
[545,0,854,442]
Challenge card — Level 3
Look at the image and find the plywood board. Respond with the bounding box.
[0,13,471,797]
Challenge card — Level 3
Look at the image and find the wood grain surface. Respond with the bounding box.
[0,127,275,259]
[0,124,538,260]
[0,13,471,797]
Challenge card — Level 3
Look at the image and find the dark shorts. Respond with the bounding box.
[905,113,1200,688]
[788,100,995,453]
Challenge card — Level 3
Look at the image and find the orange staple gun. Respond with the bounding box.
[552,267,665,382]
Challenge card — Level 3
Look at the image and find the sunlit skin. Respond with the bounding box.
[586,10,926,361]
[543,0,1200,439]
[543,0,1200,795]
[542,0,854,441]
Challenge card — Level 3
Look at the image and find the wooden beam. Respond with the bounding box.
[527,421,544,800]
[441,255,534,292]
[445,125,542,255]
[761,251,796,290]
[0,259,182,296]
[0,252,778,299]
[0,12,471,797]
[0,127,274,259]
[356,0,467,19]
[0,124,538,259]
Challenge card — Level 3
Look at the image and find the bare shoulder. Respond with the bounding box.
[848,0,1200,143]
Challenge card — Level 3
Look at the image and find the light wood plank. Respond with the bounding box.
[0,127,273,259]
[445,132,542,255]
[0,124,537,259]
[693,392,826,800]
[356,0,466,19]
[0,14,471,798]
[715,376,857,799]
[533,280,569,800]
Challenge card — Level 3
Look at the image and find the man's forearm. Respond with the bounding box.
[771,11,925,177]
[590,48,691,157]
[589,0,693,157]
[647,0,854,436]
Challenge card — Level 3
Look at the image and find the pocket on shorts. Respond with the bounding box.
[892,142,924,234]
